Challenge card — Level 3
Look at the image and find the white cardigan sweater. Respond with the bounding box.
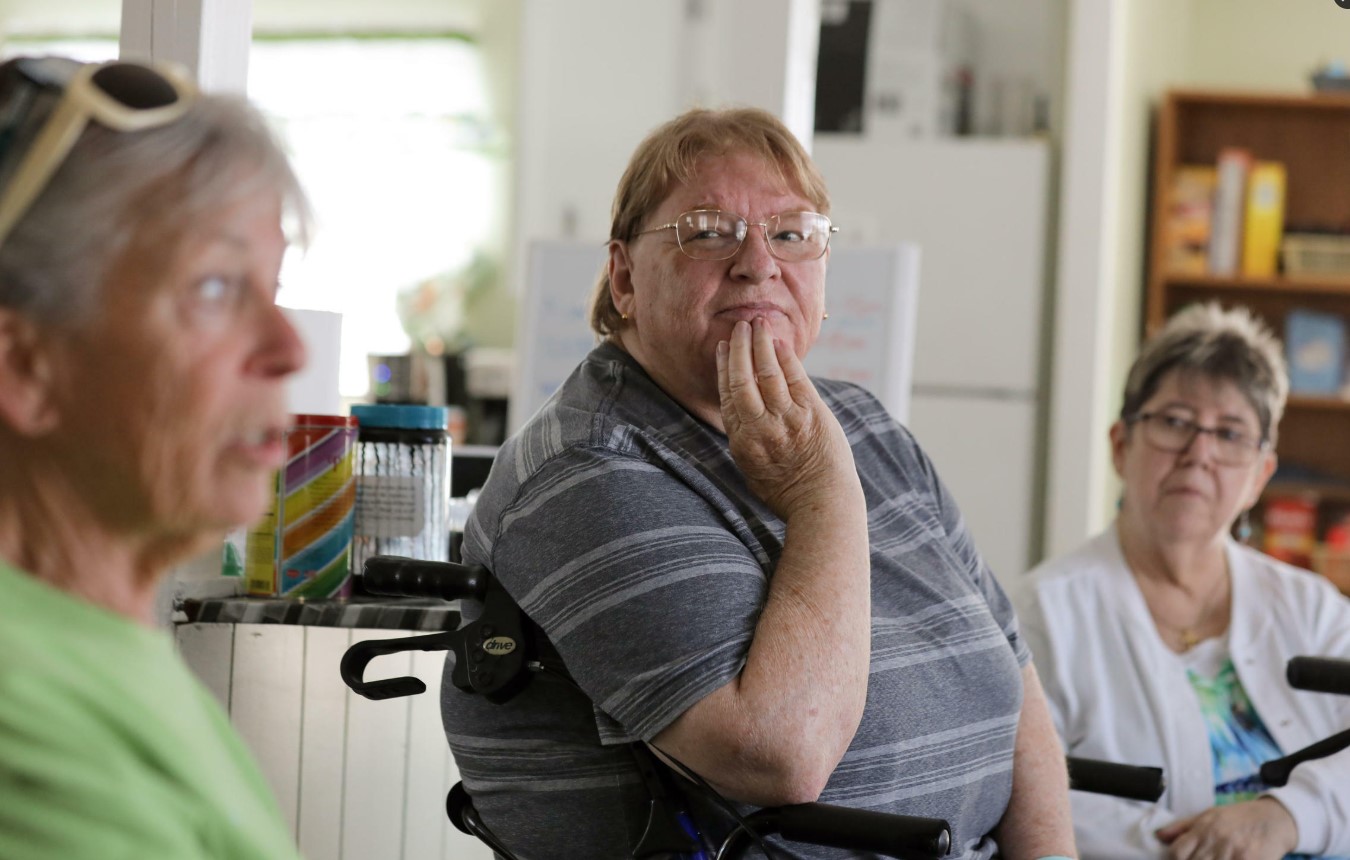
[1013,525,1350,858]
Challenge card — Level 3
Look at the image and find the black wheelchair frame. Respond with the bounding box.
[341,556,1186,859]
[1258,656,1350,787]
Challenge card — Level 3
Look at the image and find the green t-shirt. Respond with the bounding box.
[0,561,301,860]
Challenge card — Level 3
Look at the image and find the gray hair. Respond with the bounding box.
[0,63,309,326]
[1121,302,1289,443]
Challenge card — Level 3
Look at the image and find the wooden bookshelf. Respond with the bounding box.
[1266,481,1350,505]
[1287,395,1350,413]
[1162,273,1350,297]
[1147,91,1350,580]
[1148,90,1350,331]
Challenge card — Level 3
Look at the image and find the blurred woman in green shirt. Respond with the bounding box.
[0,55,309,859]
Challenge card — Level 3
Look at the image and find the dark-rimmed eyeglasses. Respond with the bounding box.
[1127,411,1269,466]
[0,56,196,249]
[633,209,837,262]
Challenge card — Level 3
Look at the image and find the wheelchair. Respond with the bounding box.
[341,556,1177,859]
[1257,656,1350,787]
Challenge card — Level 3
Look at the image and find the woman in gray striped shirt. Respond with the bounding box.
[445,106,1075,859]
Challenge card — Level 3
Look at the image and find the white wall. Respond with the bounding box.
[515,0,685,250]
[513,0,820,261]
[1043,0,1125,558]
[1096,0,1197,516]
[1186,0,1350,92]
[803,137,1053,580]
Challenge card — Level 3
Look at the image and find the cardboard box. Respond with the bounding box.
[1164,165,1216,275]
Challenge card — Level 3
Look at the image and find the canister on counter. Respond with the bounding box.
[350,404,451,582]
[246,414,360,598]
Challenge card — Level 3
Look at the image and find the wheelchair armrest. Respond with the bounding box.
[716,802,951,860]
[1287,656,1350,697]
[1066,756,1165,802]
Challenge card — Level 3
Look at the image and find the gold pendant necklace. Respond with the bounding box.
[1152,616,1205,651]
[1144,567,1229,653]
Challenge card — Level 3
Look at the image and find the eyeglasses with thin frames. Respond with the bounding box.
[633,209,837,262]
[0,56,196,249]
[1128,411,1269,466]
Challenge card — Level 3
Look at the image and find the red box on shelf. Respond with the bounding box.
[1263,494,1317,570]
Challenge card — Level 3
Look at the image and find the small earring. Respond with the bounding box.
[620,312,629,321]
[1236,508,1253,543]
[822,312,830,321]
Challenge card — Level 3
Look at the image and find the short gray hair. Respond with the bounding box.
[1121,302,1288,442]
[0,63,309,326]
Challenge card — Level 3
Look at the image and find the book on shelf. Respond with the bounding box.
[1162,164,1216,275]
[1208,147,1252,277]
[1241,160,1286,277]
[1286,307,1346,396]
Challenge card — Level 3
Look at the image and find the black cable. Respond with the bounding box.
[529,661,781,859]
[655,747,784,860]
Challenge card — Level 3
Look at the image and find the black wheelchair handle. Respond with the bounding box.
[341,564,532,704]
[1259,657,1350,786]
[1287,656,1350,696]
[1066,756,1166,802]
[1260,727,1350,787]
[361,556,489,601]
[717,802,950,860]
[339,630,458,701]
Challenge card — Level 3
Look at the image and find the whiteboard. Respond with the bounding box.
[510,240,921,432]
[803,244,920,422]
[510,241,609,431]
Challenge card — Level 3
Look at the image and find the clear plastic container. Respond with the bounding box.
[350,404,451,583]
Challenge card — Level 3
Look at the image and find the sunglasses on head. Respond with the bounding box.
[0,56,197,249]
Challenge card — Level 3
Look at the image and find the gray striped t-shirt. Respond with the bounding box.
[443,341,1030,859]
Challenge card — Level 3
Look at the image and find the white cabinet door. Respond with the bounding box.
[175,625,494,860]
[298,628,350,859]
[908,392,1040,585]
[813,137,1050,394]
[231,625,305,834]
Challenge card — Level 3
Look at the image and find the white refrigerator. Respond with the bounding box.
[813,136,1052,585]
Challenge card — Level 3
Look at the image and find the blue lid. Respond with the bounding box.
[351,404,448,430]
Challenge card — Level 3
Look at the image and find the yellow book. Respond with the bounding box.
[1242,161,1286,277]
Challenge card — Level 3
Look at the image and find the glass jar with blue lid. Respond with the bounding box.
[350,404,450,583]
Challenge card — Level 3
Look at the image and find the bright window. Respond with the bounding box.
[248,37,498,397]
[0,39,115,63]
[2,36,499,399]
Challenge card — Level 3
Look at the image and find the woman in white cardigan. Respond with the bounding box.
[1015,303,1350,860]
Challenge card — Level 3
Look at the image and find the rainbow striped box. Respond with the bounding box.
[246,414,359,598]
